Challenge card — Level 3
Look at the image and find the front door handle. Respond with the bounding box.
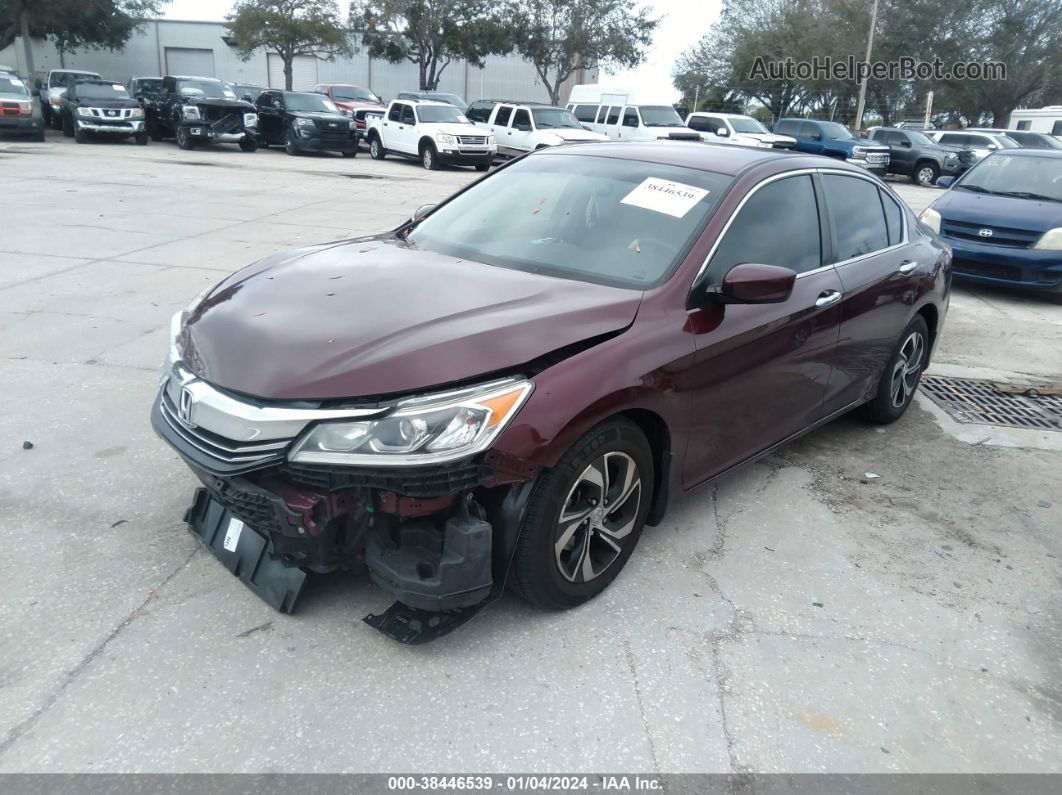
[898,260,918,274]
[816,290,842,307]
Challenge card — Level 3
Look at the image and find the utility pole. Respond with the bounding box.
[693,84,700,113]
[19,7,35,77]
[923,90,934,129]
[853,0,879,131]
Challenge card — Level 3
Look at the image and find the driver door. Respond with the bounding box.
[682,173,843,487]
[507,108,534,154]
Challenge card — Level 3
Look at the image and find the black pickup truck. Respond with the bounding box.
[868,127,975,186]
[147,75,259,151]
[58,79,147,144]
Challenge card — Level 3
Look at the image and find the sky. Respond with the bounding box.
[163,0,723,103]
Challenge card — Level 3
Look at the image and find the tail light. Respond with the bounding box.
[0,101,32,116]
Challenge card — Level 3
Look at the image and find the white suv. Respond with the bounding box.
[365,100,497,170]
[685,112,796,149]
[466,100,606,156]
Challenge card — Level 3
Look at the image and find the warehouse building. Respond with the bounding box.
[1,18,597,104]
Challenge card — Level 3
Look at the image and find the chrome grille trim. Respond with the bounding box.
[457,135,487,145]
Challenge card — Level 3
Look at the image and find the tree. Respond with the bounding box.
[351,0,509,91]
[508,0,658,106]
[227,0,353,90]
[1,0,166,67]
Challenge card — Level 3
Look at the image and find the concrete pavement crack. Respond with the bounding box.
[623,640,661,774]
[0,546,198,758]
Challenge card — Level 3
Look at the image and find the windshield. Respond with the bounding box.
[417,104,467,123]
[730,116,769,134]
[0,75,29,96]
[285,92,338,113]
[51,71,99,87]
[332,85,381,103]
[906,131,934,146]
[425,93,467,110]
[531,107,582,129]
[178,80,237,100]
[818,121,855,140]
[135,79,163,93]
[639,105,684,127]
[954,154,1062,202]
[407,155,731,289]
[77,83,131,100]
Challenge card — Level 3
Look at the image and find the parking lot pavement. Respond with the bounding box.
[0,135,1059,773]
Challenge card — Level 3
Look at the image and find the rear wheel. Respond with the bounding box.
[509,418,653,610]
[369,135,385,159]
[421,141,440,170]
[913,161,939,187]
[175,125,195,150]
[858,315,929,424]
[61,113,74,138]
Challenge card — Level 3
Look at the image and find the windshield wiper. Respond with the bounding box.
[994,190,1062,203]
[956,184,994,194]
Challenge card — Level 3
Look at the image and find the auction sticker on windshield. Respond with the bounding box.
[621,177,710,218]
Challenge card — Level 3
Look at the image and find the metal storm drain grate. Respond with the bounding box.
[920,375,1062,432]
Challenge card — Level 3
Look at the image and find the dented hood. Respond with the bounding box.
[183,238,642,400]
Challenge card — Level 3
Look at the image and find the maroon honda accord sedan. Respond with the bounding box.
[154,142,950,642]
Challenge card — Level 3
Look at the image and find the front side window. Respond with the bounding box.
[822,174,890,261]
[512,109,531,129]
[707,175,822,282]
[401,105,416,125]
[622,108,639,128]
[284,92,337,113]
[407,155,732,289]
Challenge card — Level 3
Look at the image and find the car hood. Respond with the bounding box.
[933,189,1062,231]
[743,132,796,144]
[77,99,140,109]
[545,129,608,142]
[334,99,385,111]
[183,238,642,400]
[423,122,487,137]
[290,110,349,123]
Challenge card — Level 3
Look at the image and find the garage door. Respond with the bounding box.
[165,47,216,77]
[267,53,318,90]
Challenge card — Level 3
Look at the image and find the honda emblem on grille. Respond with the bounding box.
[979,228,993,238]
[178,386,197,428]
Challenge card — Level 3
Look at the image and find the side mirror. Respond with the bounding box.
[936,176,955,188]
[716,128,730,137]
[708,263,796,305]
[412,203,436,222]
[988,143,998,150]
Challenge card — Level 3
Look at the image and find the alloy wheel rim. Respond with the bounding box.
[889,331,925,408]
[554,451,642,583]
[918,167,935,185]
[423,149,432,169]
[177,127,187,146]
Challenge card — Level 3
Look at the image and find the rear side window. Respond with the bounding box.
[707,175,822,281]
[880,190,904,245]
[572,104,597,122]
[1052,121,1062,136]
[494,105,513,126]
[822,175,890,261]
[798,123,819,139]
[1016,120,1031,131]
[606,106,620,124]
[774,119,797,136]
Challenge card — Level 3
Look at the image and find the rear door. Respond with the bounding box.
[683,173,844,487]
[491,104,515,152]
[817,172,925,414]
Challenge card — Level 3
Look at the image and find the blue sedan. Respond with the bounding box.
[919,149,1062,301]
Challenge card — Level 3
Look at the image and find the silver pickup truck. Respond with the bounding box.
[39,69,101,129]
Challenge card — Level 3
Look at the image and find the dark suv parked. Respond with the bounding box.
[148,75,258,151]
[59,79,147,144]
[254,89,357,156]
[154,143,949,643]
[868,127,975,186]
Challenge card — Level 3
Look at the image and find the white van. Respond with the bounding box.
[566,101,701,142]
[466,99,606,156]
[685,112,795,149]
[1008,107,1062,137]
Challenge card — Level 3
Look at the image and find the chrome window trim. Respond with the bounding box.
[691,167,909,289]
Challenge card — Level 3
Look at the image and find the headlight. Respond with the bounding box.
[295,117,314,128]
[130,107,144,119]
[77,107,93,117]
[244,112,258,128]
[919,207,942,234]
[1033,227,1062,250]
[851,146,868,157]
[289,379,534,466]
[435,133,455,145]
[182,105,201,120]
[164,289,211,379]
[487,135,495,146]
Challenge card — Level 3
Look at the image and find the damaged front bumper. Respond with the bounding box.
[151,379,535,642]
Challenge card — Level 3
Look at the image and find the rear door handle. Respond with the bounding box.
[816,290,842,307]
[898,260,918,274]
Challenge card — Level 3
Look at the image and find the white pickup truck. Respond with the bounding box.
[365,99,497,171]
[38,68,101,129]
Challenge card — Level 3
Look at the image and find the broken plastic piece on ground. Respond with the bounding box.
[363,600,486,644]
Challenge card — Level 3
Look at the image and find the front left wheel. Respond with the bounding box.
[509,418,653,610]
[421,142,440,170]
[913,161,939,187]
[239,137,258,152]
[859,315,929,424]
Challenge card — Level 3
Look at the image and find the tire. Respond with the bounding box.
[239,137,258,152]
[475,162,490,172]
[858,315,929,424]
[73,119,87,143]
[509,418,654,610]
[912,161,939,187]
[34,129,46,143]
[61,113,74,138]
[285,129,299,155]
[52,110,63,131]
[175,125,195,150]
[341,148,356,158]
[134,132,148,146]
[149,121,164,141]
[369,135,385,160]
[421,141,440,170]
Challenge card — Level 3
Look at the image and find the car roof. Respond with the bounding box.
[52,69,98,75]
[169,75,223,81]
[535,141,833,176]
[688,111,752,117]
